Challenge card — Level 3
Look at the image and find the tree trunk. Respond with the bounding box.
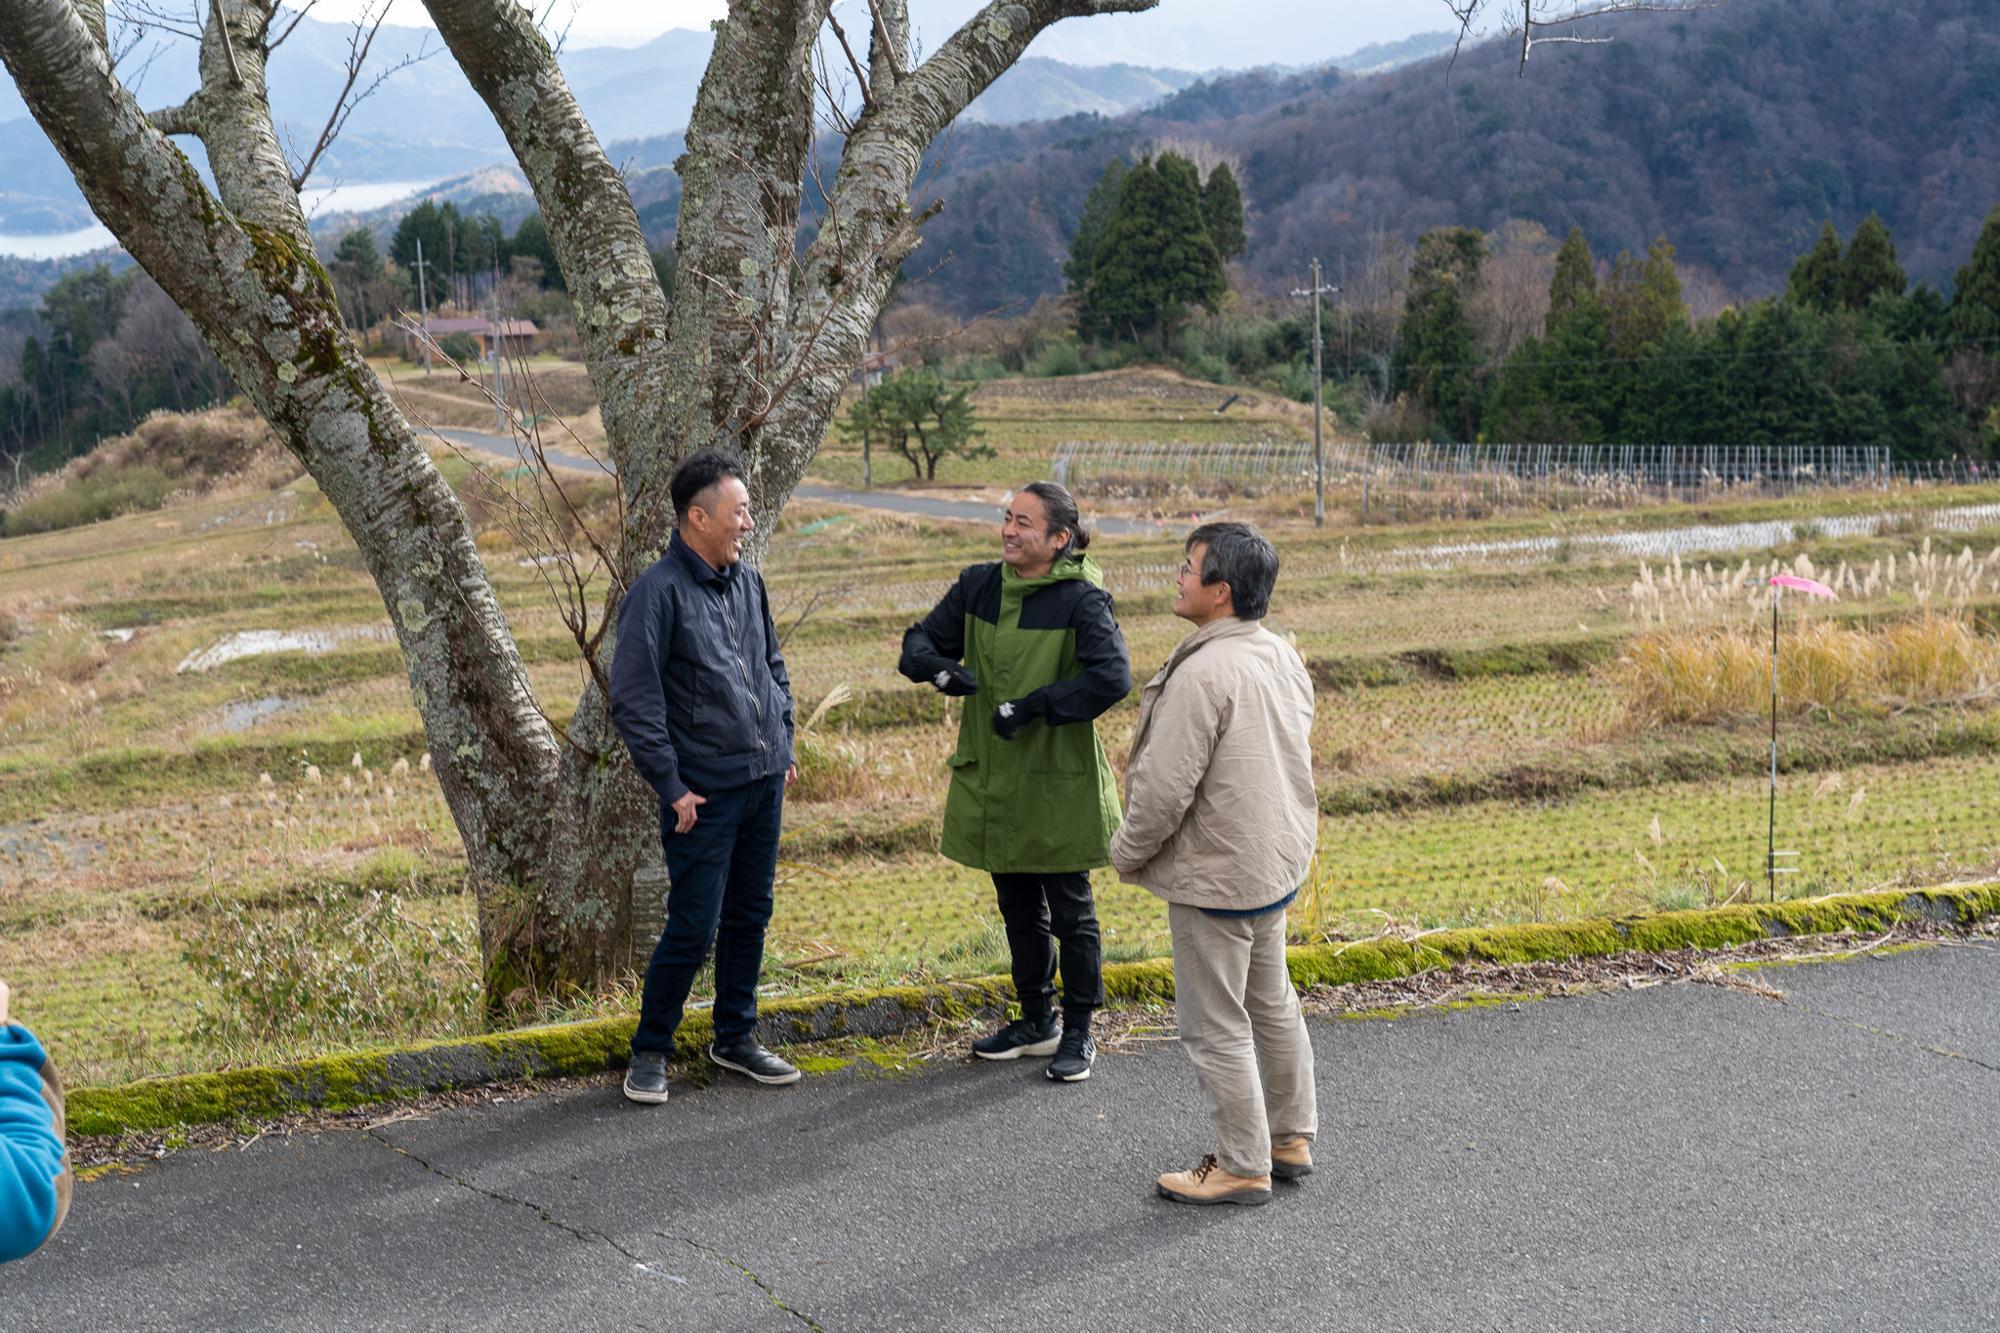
[0,1,561,967]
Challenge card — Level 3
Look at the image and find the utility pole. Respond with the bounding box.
[412,238,432,374]
[1292,258,1339,527]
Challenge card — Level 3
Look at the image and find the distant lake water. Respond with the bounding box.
[0,179,440,260]
[0,224,117,260]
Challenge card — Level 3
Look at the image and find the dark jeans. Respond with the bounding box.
[631,772,785,1056]
[991,871,1105,1029]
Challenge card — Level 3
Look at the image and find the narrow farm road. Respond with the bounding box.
[11,944,1997,1330]
[428,427,1168,536]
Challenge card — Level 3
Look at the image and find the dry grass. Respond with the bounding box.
[1614,611,1998,724]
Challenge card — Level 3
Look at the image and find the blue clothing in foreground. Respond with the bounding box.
[0,1024,68,1263]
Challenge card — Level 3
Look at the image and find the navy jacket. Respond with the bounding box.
[609,531,794,805]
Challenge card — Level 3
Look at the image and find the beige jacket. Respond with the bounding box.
[1110,616,1318,909]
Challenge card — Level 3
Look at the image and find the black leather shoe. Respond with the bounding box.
[709,1039,802,1085]
[623,1051,669,1104]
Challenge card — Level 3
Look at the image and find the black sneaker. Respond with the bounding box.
[623,1051,669,1104]
[971,1014,1061,1061]
[1046,1028,1095,1082]
[709,1039,803,1086]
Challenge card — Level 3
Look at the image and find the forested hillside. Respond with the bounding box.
[898,0,2000,316]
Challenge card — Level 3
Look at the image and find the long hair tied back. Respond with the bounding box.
[1020,479,1090,556]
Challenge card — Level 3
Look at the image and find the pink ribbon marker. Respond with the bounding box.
[1768,573,1836,599]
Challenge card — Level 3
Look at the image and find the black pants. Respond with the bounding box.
[631,773,784,1056]
[991,871,1105,1029]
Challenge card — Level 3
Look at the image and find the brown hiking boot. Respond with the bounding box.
[1156,1153,1272,1207]
[1271,1135,1314,1181]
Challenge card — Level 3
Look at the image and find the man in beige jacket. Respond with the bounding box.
[1111,522,1319,1206]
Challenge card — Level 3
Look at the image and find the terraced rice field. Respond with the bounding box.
[9,376,2000,1084]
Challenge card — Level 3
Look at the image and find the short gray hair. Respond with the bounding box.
[1186,521,1278,620]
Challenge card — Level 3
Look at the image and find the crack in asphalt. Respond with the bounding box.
[1775,1001,2000,1075]
[365,1129,684,1285]
[675,1234,825,1331]
[366,1128,820,1320]
[1729,943,2000,1075]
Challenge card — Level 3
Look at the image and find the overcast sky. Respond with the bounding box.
[302,1,1462,69]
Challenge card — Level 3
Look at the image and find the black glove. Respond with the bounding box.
[992,695,1042,741]
[928,663,978,697]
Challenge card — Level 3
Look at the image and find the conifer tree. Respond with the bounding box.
[1947,205,2000,344]
[1547,226,1597,329]
[1392,226,1485,439]
[1077,155,1225,343]
[1836,214,1905,310]
[1604,235,1688,359]
[1200,162,1247,261]
[1064,158,1129,294]
[1785,221,1843,311]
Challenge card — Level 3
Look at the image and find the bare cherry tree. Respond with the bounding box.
[0,0,1157,1001]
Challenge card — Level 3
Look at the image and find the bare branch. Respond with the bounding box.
[208,0,242,84]
[534,0,581,55]
[265,1,319,50]
[1438,0,1717,77]
[811,36,858,137]
[1441,0,1478,78]
[824,8,873,111]
[113,1,207,43]
[291,5,435,191]
[866,0,906,85]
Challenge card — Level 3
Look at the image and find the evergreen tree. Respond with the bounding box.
[509,214,565,290]
[1391,226,1485,439]
[1077,156,1225,343]
[1547,226,1597,330]
[1785,221,1843,311]
[1947,204,2000,344]
[1200,162,1247,262]
[391,201,451,280]
[335,228,380,272]
[1945,205,2000,457]
[1603,235,1688,359]
[1836,214,1905,310]
[1063,158,1129,294]
[331,229,385,333]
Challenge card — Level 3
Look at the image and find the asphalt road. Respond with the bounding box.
[7,944,1996,1331]
[428,427,1164,535]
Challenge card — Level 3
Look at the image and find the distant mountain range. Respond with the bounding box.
[63,5,1997,335]
[888,0,2000,316]
[0,15,1243,238]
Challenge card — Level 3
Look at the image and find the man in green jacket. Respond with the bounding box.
[900,481,1132,1082]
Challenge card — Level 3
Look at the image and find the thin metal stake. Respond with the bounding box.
[1768,586,1779,903]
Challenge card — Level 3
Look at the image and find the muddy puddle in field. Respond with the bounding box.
[176,625,394,673]
[206,695,306,734]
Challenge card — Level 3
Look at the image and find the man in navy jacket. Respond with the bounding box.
[609,449,798,1105]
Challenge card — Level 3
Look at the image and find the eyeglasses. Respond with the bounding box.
[1177,560,1194,578]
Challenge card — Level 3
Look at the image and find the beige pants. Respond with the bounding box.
[1168,901,1318,1178]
